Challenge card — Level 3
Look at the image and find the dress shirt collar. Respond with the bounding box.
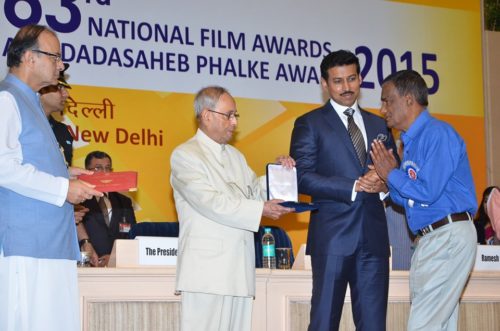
[329,98,367,140]
[400,109,431,145]
[329,98,359,117]
[329,98,363,126]
[5,73,40,106]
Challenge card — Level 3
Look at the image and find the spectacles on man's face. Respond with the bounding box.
[90,165,113,172]
[31,49,62,63]
[207,109,240,120]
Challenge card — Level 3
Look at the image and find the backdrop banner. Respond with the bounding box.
[0,0,485,252]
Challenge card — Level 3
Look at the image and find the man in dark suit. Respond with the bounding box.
[81,151,136,266]
[290,50,397,331]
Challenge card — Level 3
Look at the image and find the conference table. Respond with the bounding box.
[78,267,500,331]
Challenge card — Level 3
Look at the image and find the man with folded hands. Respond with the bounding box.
[370,69,477,331]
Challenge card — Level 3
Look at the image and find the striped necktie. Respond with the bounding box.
[98,195,111,227]
[343,108,366,166]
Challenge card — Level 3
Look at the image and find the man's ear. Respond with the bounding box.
[21,50,34,65]
[200,109,210,122]
[320,78,328,91]
[405,94,414,107]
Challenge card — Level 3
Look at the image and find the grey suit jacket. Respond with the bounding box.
[170,129,265,297]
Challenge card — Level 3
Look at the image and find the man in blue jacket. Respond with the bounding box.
[0,24,102,331]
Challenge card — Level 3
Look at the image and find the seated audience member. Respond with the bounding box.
[474,186,498,244]
[81,151,137,266]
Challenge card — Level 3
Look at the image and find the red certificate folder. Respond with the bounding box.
[78,171,138,192]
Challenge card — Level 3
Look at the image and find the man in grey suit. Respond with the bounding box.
[170,86,294,331]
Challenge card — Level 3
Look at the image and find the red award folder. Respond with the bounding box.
[78,171,138,192]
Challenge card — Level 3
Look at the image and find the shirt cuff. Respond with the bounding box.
[351,181,358,201]
[379,191,389,201]
[54,177,69,207]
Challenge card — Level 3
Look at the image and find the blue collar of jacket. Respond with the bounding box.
[5,73,40,105]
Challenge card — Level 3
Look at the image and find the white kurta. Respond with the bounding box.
[170,129,266,297]
[0,88,77,331]
[171,129,268,331]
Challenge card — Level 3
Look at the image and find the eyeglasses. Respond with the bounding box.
[32,49,62,63]
[207,109,240,120]
[90,165,113,172]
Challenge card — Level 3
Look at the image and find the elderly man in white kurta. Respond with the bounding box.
[170,86,294,331]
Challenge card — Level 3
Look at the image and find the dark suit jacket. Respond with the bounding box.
[49,115,73,166]
[82,192,136,256]
[290,102,397,258]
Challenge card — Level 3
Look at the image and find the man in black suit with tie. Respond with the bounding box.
[80,151,136,266]
[290,50,398,330]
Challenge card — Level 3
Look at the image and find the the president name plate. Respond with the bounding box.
[137,236,178,266]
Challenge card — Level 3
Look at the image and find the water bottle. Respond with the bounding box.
[262,227,276,269]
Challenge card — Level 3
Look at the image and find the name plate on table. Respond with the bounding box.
[474,245,500,271]
[108,238,178,267]
[266,164,317,213]
[138,236,178,266]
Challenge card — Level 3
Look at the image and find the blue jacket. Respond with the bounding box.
[0,74,79,260]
